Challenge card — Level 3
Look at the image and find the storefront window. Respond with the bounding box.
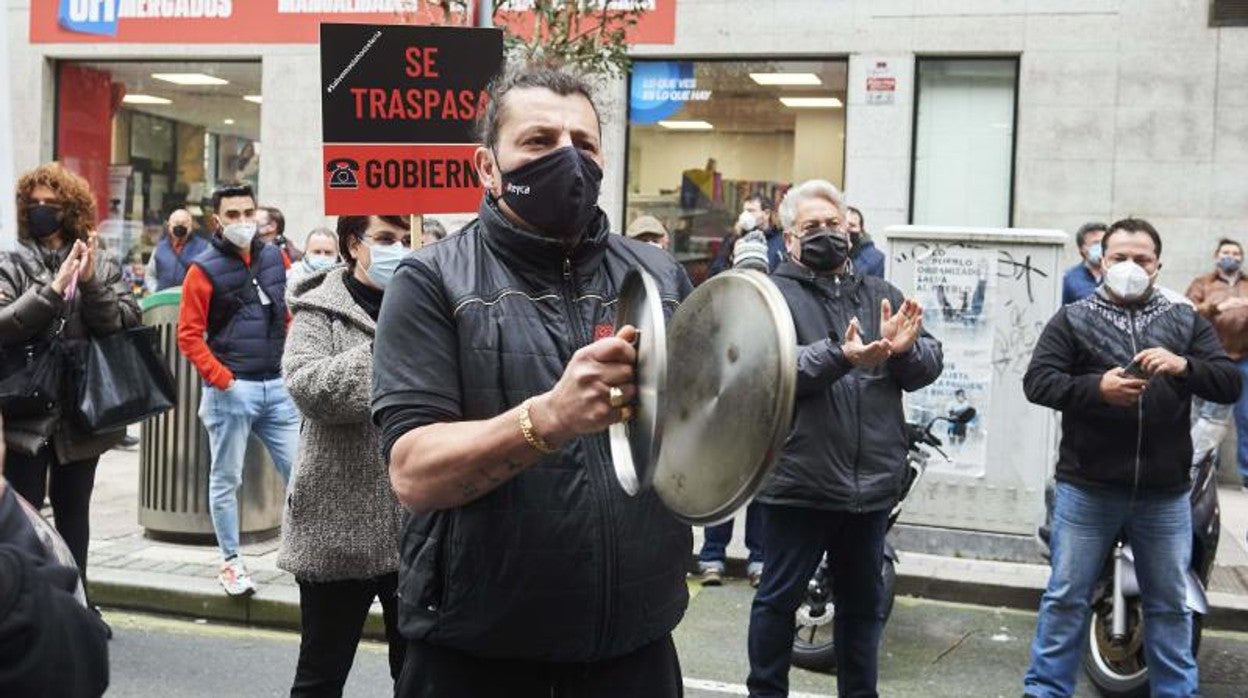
[626,59,847,282]
[911,58,1018,227]
[55,60,261,266]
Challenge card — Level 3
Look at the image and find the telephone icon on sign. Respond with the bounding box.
[327,159,360,189]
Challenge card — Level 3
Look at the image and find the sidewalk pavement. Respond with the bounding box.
[84,446,1248,635]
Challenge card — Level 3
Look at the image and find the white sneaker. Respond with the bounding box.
[218,557,257,597]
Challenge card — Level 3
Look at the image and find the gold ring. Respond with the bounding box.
[617,405,635,423]
[608,386,628,408]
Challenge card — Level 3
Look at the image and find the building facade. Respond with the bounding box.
[4,0,1247,291]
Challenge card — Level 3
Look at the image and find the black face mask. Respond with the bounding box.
[26,204,62,239]
[799,228,850,272]
[497,146,603,241]
[171,224,189,238]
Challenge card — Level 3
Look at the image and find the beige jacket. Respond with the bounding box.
[1186,271,1248,361]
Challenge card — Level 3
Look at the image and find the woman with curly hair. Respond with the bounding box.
[0,162,140,605]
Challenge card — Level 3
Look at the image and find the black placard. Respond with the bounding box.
[320,23,503,144]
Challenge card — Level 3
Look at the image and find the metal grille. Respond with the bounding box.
[140,321,212,521]
[1211,0,1248,26]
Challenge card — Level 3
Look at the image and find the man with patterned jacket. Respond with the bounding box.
[1022,218,1241,698]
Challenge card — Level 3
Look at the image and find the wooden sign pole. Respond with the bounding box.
[410,214,423,250]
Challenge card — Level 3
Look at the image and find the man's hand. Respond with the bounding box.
[1133,347,1189,377]
[1100,368,1148,407]
[531,325,638,445]
[841,317,892,369]
[880,298,923,355]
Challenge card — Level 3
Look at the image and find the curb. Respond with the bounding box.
[93,557,1248,636]
[90,567,389,639]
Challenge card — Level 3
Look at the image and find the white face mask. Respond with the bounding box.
[305,254,338,271]
[222,221,257,249]
[1103,260,1153,302]
[365,241,407,289]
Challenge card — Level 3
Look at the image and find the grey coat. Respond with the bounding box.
[277,267,401,582]
[0,238,141,460]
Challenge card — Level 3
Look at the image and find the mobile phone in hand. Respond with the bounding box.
[1122,359,1148,378]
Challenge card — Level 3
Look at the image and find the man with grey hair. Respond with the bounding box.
[747,179,943,697]
[420,218,448,247]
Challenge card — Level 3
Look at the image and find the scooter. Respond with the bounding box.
[790,411,972,673]
[1037,402,1227,697]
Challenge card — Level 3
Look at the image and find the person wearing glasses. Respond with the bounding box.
[0,162,140,624]
[176,181,300,597]
[279,215,410,696]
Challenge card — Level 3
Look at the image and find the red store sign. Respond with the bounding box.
[32,1,676,45]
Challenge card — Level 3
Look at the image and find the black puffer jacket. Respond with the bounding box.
[373,199,693,662]
[0,238,140,459]
[0,486,110,697]
[1024,289,1240,493]
[757,262,943,513]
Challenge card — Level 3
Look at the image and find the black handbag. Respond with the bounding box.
[69,325,176,433]
[0,320,67,420]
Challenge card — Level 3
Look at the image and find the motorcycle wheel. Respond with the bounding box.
[1083,599,1148,698]
[880,555,897,622]
[1083,603,1203,696]
[791,557,897,674]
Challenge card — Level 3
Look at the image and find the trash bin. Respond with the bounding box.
[137,287,285,544]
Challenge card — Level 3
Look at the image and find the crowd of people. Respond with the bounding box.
[1,61,1243,698]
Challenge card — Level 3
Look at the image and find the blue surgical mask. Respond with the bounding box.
[365,242,406,289]
[1085,243,1103,265]
[305,254,337,272]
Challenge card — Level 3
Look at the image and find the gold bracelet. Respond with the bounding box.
[519,399,557,454]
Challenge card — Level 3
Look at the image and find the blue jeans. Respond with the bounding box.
[1233,359,1248,481]
[747,504,889,698]
[199,378,299,559]
[1024,483,1196,698]
[700,501,764,571]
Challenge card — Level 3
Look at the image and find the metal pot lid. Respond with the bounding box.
[609,268,668,496]
[651,269,798,526]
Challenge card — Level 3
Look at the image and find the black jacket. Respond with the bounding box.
[372,199,693,662]
[757,262,943,513]
[1024,289,1240,492]
[0,238,140,459]
[0,486,110,697]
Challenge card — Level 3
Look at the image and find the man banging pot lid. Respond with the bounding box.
[372,64,692,695]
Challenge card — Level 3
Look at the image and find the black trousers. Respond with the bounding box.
[3,446,99,584]
[291,573,404,698]
[747,504,890,698]
[394,634,683,698]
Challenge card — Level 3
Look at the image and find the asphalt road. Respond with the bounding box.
[103,584,1248,697]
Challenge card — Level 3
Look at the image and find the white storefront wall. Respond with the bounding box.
[6,0,1248,292]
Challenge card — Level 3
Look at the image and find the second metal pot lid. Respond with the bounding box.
[609,268,668,496]
[652,269,798,526]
